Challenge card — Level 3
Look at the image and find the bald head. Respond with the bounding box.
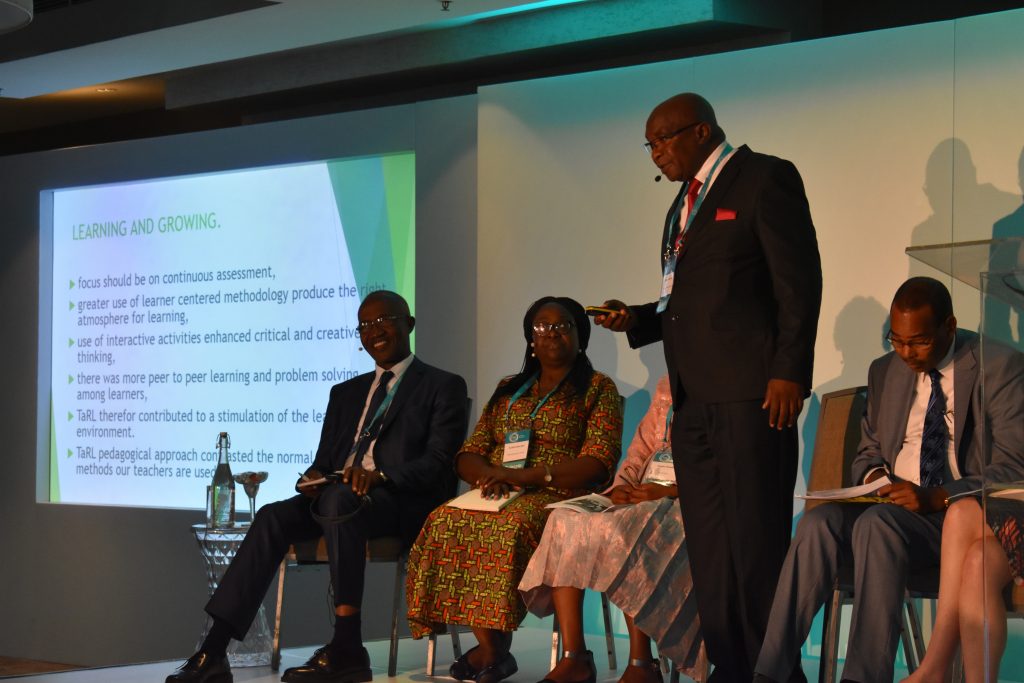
[645,92,726,182]
[359,289,410,317]
[357,290,414,369]
[651,93,718,128]
[888,277,956,373]
[891,277,952,326]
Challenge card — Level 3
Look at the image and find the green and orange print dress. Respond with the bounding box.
[405,370,622,637]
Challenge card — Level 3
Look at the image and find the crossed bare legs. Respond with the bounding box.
[901,498,1012,683]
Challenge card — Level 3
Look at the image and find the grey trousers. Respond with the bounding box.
[754,502,943,683]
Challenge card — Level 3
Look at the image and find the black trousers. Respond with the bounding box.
[672,397,799,683]
[205,484,400,640]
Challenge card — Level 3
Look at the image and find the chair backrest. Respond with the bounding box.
[805,386,868,513]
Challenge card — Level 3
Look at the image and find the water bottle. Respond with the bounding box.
[206,431,235,528]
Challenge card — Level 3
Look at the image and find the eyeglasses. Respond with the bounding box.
[643,121,701,154]
[885,332,935,351]
[357,315,403,333]
[532,321,574,336]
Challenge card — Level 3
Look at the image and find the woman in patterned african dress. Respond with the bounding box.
[902,494,1024,683]
[405,296,623,683]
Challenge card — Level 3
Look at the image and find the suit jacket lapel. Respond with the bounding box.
[952,332,977,460]
[677,145,749,259]
[885,357,916,460]
[378,357,424,434]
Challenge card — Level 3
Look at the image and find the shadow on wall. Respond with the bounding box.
[909,138,1022,347]
[587,327,664,469]
[986,145,1024,347]
[910,137,1019,254]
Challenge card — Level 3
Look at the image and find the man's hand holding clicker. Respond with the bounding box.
[593,300,637,332]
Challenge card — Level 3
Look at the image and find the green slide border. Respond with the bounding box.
[327,152,416,318]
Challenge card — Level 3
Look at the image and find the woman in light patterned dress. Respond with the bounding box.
[405,296,622,683]
[520,375,706,683]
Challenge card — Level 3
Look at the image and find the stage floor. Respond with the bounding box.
[2,626,833,683]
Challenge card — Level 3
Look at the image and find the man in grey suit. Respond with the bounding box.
[754,276,1024,683]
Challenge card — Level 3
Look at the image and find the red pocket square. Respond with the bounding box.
[716,208,737,221]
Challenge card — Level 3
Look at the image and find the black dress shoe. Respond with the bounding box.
[450,645,482,681]
[476,651,518,683]
[281,646,372,683]
[165,651,232,683]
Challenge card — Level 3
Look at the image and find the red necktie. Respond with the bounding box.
[673,178,702,253]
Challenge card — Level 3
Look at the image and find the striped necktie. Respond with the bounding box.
[353,370,394,464]
[919,368,947,487]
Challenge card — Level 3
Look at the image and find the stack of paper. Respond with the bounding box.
[796,476,892,503]
[446,488,523,512]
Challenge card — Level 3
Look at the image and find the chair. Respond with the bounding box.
[807,387,935,683]
[272,397,471,676]
[270,535,461,676]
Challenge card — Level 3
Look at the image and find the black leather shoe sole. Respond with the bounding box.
[280,666,371,683]
[166,674,231,683]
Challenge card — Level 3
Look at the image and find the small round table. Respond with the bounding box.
[191,523,273,667]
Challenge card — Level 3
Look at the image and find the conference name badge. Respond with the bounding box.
[656,257,676,313]
[503,429,531,469]
[642,448,676,485]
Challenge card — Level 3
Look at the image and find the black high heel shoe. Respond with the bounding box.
[537,649,596,683]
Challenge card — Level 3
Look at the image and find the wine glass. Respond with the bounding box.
[233,471,269,521]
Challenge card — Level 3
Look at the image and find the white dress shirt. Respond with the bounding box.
[344,353,415,471]
[680,140,738,223]
[891,341,958,485]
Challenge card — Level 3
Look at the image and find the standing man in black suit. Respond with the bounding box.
[167,290,469,683]
[595,92,822,682]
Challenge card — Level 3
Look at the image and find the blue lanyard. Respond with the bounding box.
[359,373,403,439]
[663,143,734,261]
[504,373,564,423]
[662,405,673,444]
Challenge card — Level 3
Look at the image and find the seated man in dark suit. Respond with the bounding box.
[754,276,1024,683]
[167,290,469,683]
